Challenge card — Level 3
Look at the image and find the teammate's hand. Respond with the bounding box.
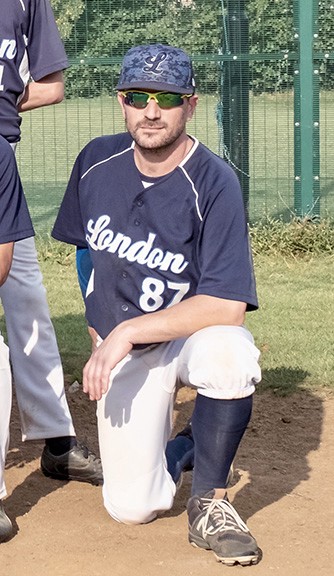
[82,330,133,401]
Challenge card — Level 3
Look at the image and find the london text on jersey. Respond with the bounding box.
[0,39,17,60]
[86,215,189,274]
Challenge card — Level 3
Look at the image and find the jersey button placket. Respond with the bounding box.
[133,197,143,227]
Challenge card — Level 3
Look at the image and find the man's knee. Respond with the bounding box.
[104,498,157,525]
[102,487,174,525]
[178,325,261,399]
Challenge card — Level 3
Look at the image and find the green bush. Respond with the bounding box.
[249,217,334,256]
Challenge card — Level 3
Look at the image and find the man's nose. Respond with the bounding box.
[144,98,161,119]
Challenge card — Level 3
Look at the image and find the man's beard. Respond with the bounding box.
[128,120,186,153]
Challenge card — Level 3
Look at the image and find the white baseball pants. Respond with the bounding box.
[0,237,75,441]
[97,325,261,525]
[0,335,11,498]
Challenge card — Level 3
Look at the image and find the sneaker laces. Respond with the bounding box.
[197,496,250,539]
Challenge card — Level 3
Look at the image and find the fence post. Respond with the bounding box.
[294,0,320,217]
[221,0,250,214]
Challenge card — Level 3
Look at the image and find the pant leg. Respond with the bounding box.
[176,325,261,495]
[97,341,184,525]
[0,335,11,499]
[0,237,75,441]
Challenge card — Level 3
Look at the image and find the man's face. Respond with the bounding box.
[117,90,198,152]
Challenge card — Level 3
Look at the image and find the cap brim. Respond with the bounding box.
[116,80,194,95]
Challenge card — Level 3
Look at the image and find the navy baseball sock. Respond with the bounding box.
[191,393,253,496]
[165,433,194,485]
[45,436,77,456]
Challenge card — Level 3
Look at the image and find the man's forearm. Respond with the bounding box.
[115,294,246,347]
[18,71,65,112]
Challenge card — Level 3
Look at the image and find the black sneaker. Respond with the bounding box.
[187,491,259,566]
[0,501,13,543]
[41,443,103,486]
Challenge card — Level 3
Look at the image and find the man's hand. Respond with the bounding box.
[82,330,133,401]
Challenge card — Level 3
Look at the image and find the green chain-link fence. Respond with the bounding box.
[16,0,334,234]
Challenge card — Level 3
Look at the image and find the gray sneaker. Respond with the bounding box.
[41,443,103,486]
[0,501,13,544]
[187,491,259,566]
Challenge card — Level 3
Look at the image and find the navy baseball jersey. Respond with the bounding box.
[0,136,34,242]
[52,133,258,339]
[0,0,69,143]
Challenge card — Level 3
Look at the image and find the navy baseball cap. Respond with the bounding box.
[116,44,196,95]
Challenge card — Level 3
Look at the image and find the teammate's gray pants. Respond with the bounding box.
[0,237,75,441]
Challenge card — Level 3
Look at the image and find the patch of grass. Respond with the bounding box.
[35,234,76,264]
[246,253,334,394]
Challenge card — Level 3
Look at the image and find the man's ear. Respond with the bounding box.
[186,94,198,121]
[117,92,126,118]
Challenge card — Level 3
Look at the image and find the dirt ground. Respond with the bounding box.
[2,385,334,576]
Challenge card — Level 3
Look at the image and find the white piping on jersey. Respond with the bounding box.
[17,45,30,102]
[86,269,95,297]
[179,135,199,167]
[81,146,134,180]
[19,0,26,11]
[179,166,203,222]
[179,137,203,222]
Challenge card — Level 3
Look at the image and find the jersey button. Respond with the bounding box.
[134,219,140,226]
[121,304,129,312]
[137,200,143,207]
[122,271,128,278]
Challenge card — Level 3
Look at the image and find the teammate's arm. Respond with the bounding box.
[18,71,65,112]
[0,243,14,285]
[83,294,246,401]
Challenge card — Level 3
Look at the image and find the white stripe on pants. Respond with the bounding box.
[97,325,261,524]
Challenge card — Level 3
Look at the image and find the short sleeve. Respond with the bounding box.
[196,167,258,310]
[52,152,87,247]
[0,139,34,243]
[27,0,69,80]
